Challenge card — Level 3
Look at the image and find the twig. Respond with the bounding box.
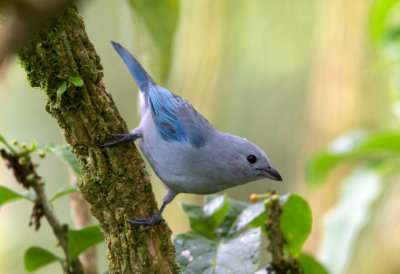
[0,148,83,274]
[265,190,303,274]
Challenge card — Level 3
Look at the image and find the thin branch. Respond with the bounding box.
[70,171,98,274]
[265,190,303,274]
[0,148,84,274]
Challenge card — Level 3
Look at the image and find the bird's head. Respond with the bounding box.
[222,134,282,183]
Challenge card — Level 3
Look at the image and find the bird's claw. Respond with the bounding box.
[126,215,164,232]
[100,133,138,147]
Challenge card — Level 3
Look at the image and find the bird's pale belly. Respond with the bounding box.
[139,136,235,195]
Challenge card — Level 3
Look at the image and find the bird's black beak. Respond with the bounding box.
[258,166,282,181]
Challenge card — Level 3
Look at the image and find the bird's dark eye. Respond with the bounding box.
[247,154,257,164]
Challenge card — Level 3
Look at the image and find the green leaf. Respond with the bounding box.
[24,246,62,272]
[68,76,84,87]
[306,130,400,185]
[0,133,16,153]
[56,81,67,98]
[217,198,248,237]
[129,0,179,83]
[0,185,34,207]
[181,195,229,237]
[0,133,6,144]
[232,202,267,233]
[300,253,329,274]
[176,196,261,273]
[68,225,104,261]
[40,144,81,177]
[175,228,261,274]
[280,194,312,255]
[30,139,37,152]
[49,185,79,202]
[370,0,399,45]
[318,165,383,274]
[0,185,24,206]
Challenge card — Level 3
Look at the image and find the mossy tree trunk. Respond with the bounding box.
[19,6,178,274]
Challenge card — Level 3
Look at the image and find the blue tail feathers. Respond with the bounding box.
[110,41,155,91]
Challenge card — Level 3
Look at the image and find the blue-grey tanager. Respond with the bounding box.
[102,41,282,231]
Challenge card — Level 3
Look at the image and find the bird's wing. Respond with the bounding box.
[149,85,209,148]
[111,40,210,148]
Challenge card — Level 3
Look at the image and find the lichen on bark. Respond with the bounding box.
[19,6,178,274]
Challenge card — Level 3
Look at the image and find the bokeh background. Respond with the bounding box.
[1,0,399,273]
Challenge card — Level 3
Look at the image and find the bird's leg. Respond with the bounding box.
[126,190,177,232]
[126,201,167,232]
[101,130,142,147]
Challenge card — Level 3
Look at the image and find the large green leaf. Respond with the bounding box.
[318,165,383,274]
[214,197,248,237]
[68,225,104,261]
[280,194,312,255]
[49,185,79,202]
[175,228,261,274]
[300,253,329,274]
[306,131,400,185]
[129,0,179,83]
[0,185,34,207]
[40,144,81,177]
[24,246,62,272]
[181,195,229,237]
[176,195,261,273]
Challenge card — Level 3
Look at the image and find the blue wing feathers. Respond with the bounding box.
[111,41,206,148]
[149,86,190,144]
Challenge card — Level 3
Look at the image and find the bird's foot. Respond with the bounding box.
[126,214,165,232]
[101,133,138,147]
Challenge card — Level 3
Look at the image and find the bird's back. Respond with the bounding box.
[111,41,214,149]
[111,41,226,192]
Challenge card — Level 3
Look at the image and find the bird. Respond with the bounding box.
[101,41,282,231]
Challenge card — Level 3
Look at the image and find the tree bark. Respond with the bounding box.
[19,6,178,274]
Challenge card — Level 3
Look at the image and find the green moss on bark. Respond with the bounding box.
[19,6,178,274]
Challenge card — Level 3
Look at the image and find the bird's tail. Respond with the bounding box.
[110,41,155,92]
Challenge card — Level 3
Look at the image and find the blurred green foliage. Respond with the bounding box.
[67,226,104,262]
[39,144,81,178]
[299,254,329,274]
[23,225,104,272]
[24,247,63,272]
[0,136,102,272]
[0,185,34,206]
[317,165,384,274]
[370,0,399,45]
[307,130,400,185]
[129,0,179,83]
[303,1,400,273]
